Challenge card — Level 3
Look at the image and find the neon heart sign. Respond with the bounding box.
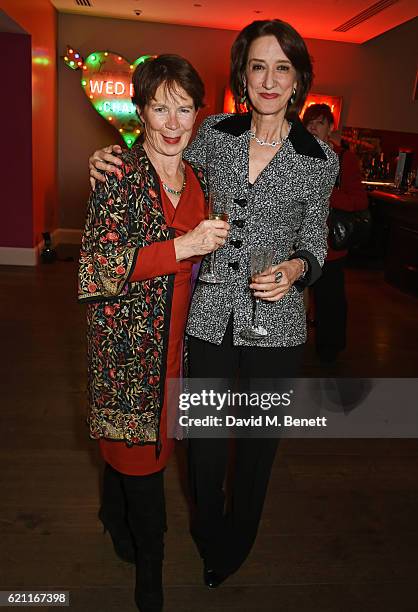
[63,46,153,147]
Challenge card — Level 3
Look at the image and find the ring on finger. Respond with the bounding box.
[275,271,283,284]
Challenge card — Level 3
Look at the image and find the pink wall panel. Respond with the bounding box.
[0,32,33,248]
[1,0,57,247]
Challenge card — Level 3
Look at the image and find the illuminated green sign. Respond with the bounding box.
[63,46,153,147]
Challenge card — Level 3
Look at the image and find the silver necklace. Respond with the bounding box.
[249,131,283,148]
[249,119,288,148]
[162,169,186,197]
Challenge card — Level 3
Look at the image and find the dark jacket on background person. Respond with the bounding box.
[327,143,369,261]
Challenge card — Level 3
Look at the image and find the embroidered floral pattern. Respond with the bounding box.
[78,145,207,445]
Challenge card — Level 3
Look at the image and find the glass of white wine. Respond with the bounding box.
[240,247,275,340]
[199,193,230,284]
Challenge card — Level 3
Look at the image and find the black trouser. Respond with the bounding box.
[187,319,304,575]
[100,463,166,559]
[313,257,347,357]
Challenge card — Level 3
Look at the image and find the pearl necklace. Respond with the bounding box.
[162,170,186,197]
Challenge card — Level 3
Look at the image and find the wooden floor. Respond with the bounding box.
[1,249,418,611]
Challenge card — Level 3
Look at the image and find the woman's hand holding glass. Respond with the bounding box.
[250,258,305,302]
[174,218,229,262]
[199,194,230,284]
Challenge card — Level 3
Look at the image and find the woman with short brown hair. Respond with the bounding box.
[79,54,228,612]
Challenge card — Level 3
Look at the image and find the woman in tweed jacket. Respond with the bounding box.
[89,19,338,592]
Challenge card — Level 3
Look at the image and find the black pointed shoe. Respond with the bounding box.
[203,565,228,589]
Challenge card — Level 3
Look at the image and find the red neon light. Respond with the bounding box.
[223,88,247,114]
[223,88,235,114]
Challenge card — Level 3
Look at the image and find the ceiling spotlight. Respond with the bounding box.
[134,9,142,16]
[253,9,263,13]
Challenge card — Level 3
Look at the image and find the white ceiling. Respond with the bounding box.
[51,0,418,43]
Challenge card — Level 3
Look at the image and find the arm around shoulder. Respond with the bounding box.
[183,113,228,167]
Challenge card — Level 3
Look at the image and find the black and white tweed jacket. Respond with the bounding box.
[183,112,339,347]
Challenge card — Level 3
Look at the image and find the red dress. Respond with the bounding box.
[99,163,206,475]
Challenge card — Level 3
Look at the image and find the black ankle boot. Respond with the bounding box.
[135,555,163,612]
[99,464,136,563]
[101,522,136,564]
[98,508,136,564]
[122,469,166,612]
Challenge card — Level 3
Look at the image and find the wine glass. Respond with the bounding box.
[199,193,230,284]
[240,247,275,340]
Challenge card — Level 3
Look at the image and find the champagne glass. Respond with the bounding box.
[199,193,229,284]
[240,247,275,340]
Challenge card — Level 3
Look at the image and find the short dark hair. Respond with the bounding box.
[302,103,334,126]
[132,54,205,110]
[230,20,313,117]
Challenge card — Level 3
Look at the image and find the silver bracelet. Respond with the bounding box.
[297,257,308,279]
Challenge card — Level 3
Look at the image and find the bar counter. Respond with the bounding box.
[367,188,418,296]
[369,189,418,205]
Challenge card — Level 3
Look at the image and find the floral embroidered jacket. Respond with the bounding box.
[78,144,207,448]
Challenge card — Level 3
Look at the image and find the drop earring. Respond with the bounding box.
[240,78,247,105]
[289,87,296,105]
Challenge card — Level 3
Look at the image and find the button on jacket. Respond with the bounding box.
[183,112,339,347]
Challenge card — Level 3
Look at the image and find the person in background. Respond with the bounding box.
[302,103,369,364]
[78,55,228,612]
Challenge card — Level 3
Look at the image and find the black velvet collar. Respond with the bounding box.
[212,112,327,161]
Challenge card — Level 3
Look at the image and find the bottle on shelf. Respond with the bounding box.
[369,156,377,180]
[377,152,387,180]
